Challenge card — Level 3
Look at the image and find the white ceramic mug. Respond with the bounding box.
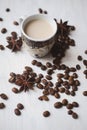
[21,14,57,58]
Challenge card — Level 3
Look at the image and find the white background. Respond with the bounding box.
[0,0,87,130]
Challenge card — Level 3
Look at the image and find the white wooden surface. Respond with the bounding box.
[0,0,87,130]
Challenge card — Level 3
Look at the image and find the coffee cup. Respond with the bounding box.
[21,14,57,58]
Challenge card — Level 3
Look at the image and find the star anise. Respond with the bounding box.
[6,32,23,52]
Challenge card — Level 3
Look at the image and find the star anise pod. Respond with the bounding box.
[6,32,23,52]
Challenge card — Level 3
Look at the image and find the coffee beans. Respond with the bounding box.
[17,103,24,110]
[45,75,52,80]
[54,102,62,108]
[43,111,50,117]
[38,8,43,14]
[31,60,37,65]
[72,102,79,107]
[83,91,87,96]
[0,45,5,50]
[0,93,8,100]
[0,103,5,109]
[12,87,19,93]
[77,55,82,61]
[72,112,78,119]
[1,28,7,33]
[62,99,68,106]
[14,108,21,116]
[0,17,3,21]
[13,21,19,25]
[76,64,81,70]
[66,104,73,109]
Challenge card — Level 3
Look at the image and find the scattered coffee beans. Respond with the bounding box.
[0,93,8,100]
[17,103,24,110]
[83,91,87,96]
[54,102,62,108]
[1,28,7,33]
[0,103,5,109]
[14,108,21,116]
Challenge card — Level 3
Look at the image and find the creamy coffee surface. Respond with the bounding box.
[24,19,54,40]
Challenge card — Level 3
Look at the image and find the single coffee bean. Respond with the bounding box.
[10,72,16,77]
[1,28,7,33]
[45,75,52,80]
[6,8,10,12]
[85,50,87,54]
[14,108,21,116]
[83,91,87,96]
[72,112,78,119]
[35,78,41,83]
[66,103,73,109]
[46,62,52,68]
[48,81,53,87]
[64,73,69,79]
[31,60,37,65]
[0,45,5,50]
[38,96,43,100]
[68,110,73,115]
[72,73,78,78]
[37,84,43,89]
[13,21,19,25]
[25,66,33,72]
[54,93,60,99]
[59,87,65,93]
[57,73,64,78]
[83,70,87,74]
[70,91,75,96]
[72,86,78,91]
[65,89,70,95]
[55,82,61,87]
[42,95,49,101]
[60,64,66,70]
[0,103,5,109]
[83,60,87,66]
[77,55,82,61]
[54,102,62,108]
[17,103,24,110]
[38,8,43,14]
[12,87,19,93]
[38,73,44,78]
[43,90,49,95]
[42,79,48,85]
[9,77,15,83]
[72,102,79,107]
[43,111,50,117]
[36,62,42,67]
[62,99,68,106]
[75,80,80,86]
[52,65,57,70]
[48,88,55,95]
[0,17,3,21]
[58,78,63,84]
[0,93,8,100]
[41,65,47,70]
[44,10,48,14]
[47,69,53,75]
[70,67,76,72]
[76,64,81,70]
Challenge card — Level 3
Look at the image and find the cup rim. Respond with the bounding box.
[21,14,58,42]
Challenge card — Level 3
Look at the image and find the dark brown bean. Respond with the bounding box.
[1,28,7,33]
[41,65,47,70]
[54,102,62,108]
[25,66,32,72]
[37,84,43,89]
[48,88,55,95]
[0,45,5,50]
[70,91,75,96]
[83,60,87,66]
[42,95,49,101]
[76,64,81,70]
[14,108,21,116]
[43,111,50,117]
[31,60,37,65]
[42,79,48,85]
[66,103,73,109]
[45,75,52,80]
[44,10,48,14]
[47,69,53,75]
[54,93,60,98]
[72,73,78,78]
[12,87,19,93]
[48,81,53,87]
[36,62,42,67]
[68,110,73,115]
[72,102,79,107]
[83,91,87,96]
[17,103,24,110]
[46,62,52,68]
[62,99,68,106]
[0,103,5,109]
[38,8,43,14]
[72,112,78,119]
[57,73,64,78]
[38,73,44,78]
[0,17,3,21]
[9,77,15,83]
[35,78,41,83]
[85,50,87,54]
[59,87,65,93]
[77,55,82,61]
[70,67,76,72]
[13,21,19,25]
[0,93,8,100]
[43,90,49,95]
[65,89,70,95]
